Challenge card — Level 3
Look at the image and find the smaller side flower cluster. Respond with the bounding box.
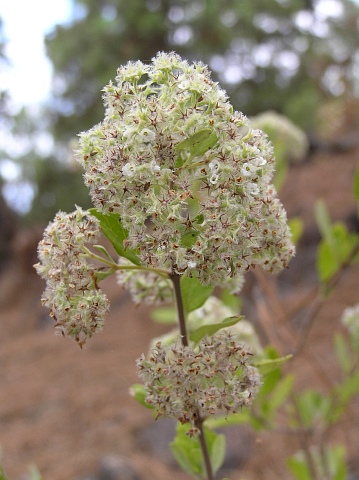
[34,207,109,346]
[137,332,261,433]
[116,257,173,305]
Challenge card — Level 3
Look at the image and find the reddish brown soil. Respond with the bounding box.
[1,146,359,480]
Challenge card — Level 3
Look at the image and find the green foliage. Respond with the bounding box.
[287,445,347,480]
[170,422,226,479]
[0,466,6,480]
[89,208,140,265]
[28,465,43,480]
[150,306,177,325]
[293,389,332,428]
[131,383,154,410]
[315,200,359,283]
[180,277,214,315]
[288,217,304,246]
[254,354,293,376]
[334,333,352,374]
[175,129,219,167]
[189,316,243,345]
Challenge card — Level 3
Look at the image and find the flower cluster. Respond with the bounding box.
[77,51,294,290]
[137,331,261,431]
[34,207,109,346]
[116,257,173,305]
[150,296,263,356]
[251,110,308,165]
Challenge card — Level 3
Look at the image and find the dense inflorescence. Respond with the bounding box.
[34,207,109,346]
[77,51,294,290]
[137,331,261,432]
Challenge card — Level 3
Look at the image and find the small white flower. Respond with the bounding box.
[122,162,136,178]
[210,174,219,184]
[123,127,135,140]
[150,160,160,174]
[187,260,197,269]
[256,156,267,166]
[209,159,220,172]
[241,162,255,177]
[139,128,156,143]
[246,182,260,195]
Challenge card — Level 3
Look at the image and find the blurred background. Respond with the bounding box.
[1,1,359,479]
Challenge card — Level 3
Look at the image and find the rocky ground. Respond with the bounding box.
[1,143,359,480]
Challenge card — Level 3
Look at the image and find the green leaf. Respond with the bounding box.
[93,244,116,262]
[337,367,359,405]
[170,423,203,477]
[28,465,43,480]
[317,241,338,282]
[190,316,243,344]
[254,374,294,429]
[334,333,352,374]
[194,213,205,224]
[220,288,242,311]
[330,445,347,480]
[0,466,8,480]
[180,276,214,315]
[130,384,154,409]
[267,374,294,412]
[180,230,200,248]
[288,217,304,245]
[95,268,116,281]
[315,200,332,241]
[175,129,218,159]
[287,454,312,480]
[170,422,225,478]
[89,208,141,265]
[254,354,292,376]
[295,390,332,428]
[209,432,226,474]
[317,223,359,282]
[150,307,177,324]
[206,410,251,429]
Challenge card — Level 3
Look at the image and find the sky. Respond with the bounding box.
[0,0,358,213]
[1,0,72,110]
[0,0,73,212]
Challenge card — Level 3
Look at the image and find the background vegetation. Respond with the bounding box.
[1,0,359,224]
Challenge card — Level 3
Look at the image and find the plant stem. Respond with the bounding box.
[195,416,215,480]
[170,273,188,346]
[170,273,214,480]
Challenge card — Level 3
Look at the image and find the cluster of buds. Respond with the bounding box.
[137,331,261,432]
[34,207,109,346]
[116,257,173,305]
[77,51,294,290]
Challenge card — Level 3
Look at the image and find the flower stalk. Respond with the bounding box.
[170,273,188,347]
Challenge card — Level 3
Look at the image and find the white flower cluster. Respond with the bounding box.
[77,52,294,290]
[34,207,109,346]
[137,331,261,431]
[251,110,308,165]
[116,257,173,305]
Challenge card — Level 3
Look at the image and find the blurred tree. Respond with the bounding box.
[2,1,359,222]
[45,0,359,139]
